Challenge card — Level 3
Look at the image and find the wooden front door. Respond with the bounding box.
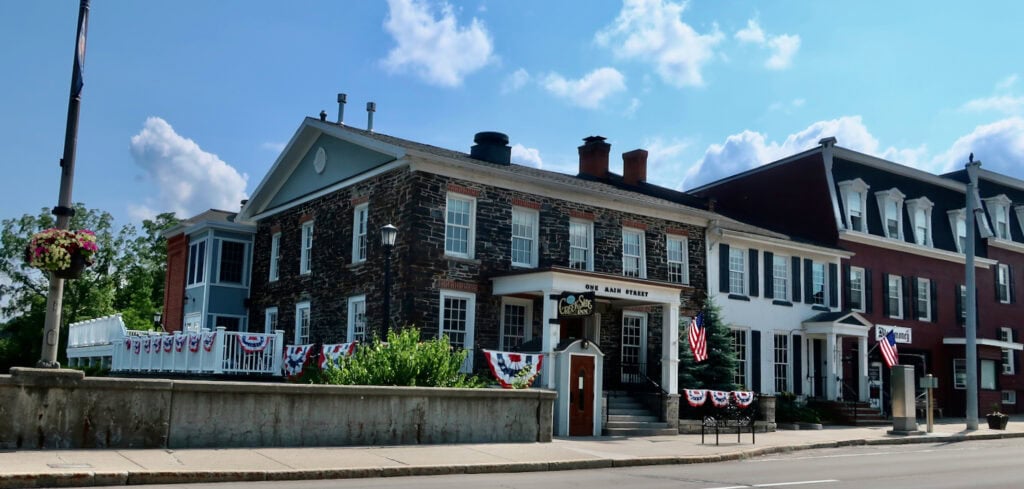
[569,355,595,436]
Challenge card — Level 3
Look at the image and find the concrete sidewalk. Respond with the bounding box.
[3,417,1023,488]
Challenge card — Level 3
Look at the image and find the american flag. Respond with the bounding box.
[879,330,899,368]
[688,312,707,363]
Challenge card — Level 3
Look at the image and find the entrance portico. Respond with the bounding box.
[801,311,872,401]
[492,267,684,395]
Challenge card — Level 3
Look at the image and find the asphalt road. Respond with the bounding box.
[83,438,1021,489]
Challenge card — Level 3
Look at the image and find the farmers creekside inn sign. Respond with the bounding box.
[557,291,595,318]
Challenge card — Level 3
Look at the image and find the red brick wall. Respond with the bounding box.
[163,234,188,333]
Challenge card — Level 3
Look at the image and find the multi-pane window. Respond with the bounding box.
[960,285,968,322]
[888,275,903,319]
[569,220,593,271]
[187,239,206,286]
[885,199,900,238]
[440,290,475,372]
[774,333,789,393]
[445,194,475,258]
[1000,328,1014,375]
[998,264,1011,303]
[954,358,967,389]
[839,179,869,232]
[501,299,531,350]
[995,206,1010,239]
[728,248,745,295]
[347,295,367,342]
[219,241,245,284]
[732,329,747,388]
[352,203,368,263]
[1004,390,1017,404]
[849,192,864,231]
[956,217,967,252]
[269,232,281,281]
[295,301,310,344]
[914,209,928,246]
[621,228,646,278]
[666,236,688,284]
[916,278,931,321]
[511,207,538,267]
[300,221,314,275]
[849,267,865,311]
[876,189,905,240]
[906,197,933,247]
[621,312,647,383]
[772,255,789,301]
[264,307,278,334]
[982,360,997,390]
[812,263,826,306]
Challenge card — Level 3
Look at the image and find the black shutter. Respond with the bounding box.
[1011,265,1017,304]
[829,263,839,308]
[793,334,803,395]
[911,276,920,320]
[930,279,938,322]
[792,257,802,303]
[955,283,964,325]
[804,258,813,304]
[903,275,913,320]
[751,331,762,393]
[1014,329,1020,376]
[749,248,760,297]
[865,269,873,313]
[719,243,730,293]
[995,265,1001,301]
[882,273,891,317]
[764,251,774,300]
[842,263,851,310]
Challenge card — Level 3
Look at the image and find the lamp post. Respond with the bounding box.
[380,224,398,339]
[964,158,992,430]
[153,312,163,332]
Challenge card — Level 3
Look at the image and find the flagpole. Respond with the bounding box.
[38,0,90,369]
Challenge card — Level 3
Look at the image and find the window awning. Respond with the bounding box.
[801,310,873,337]
[943,337,1024,351]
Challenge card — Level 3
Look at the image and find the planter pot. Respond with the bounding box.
[987,414,1009,430]
[52,251,88,280]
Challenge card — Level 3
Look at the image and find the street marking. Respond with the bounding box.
[705,480,838,489]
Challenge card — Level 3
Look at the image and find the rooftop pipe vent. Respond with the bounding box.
[470,131,511,165]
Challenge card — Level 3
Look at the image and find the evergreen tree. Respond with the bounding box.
[679,299,739,391]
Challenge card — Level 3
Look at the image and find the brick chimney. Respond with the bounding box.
[578,136,610,179]
[622,149,648,186]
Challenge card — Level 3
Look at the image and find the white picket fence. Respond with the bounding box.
[111,327,285,376]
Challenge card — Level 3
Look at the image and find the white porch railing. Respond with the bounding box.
[111,327,285,376]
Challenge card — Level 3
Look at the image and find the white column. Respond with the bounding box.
[825,333,837,400]
[662,303,680,394]
[541,290,560,388]
[858,335,869,402]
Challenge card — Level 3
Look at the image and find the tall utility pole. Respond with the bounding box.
[964,158,991,429]
[38,0,90,368]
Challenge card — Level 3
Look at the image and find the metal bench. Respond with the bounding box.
[701,414,755,445]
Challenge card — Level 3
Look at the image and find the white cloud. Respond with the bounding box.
[381,0,494,87]
[595,0,724,88]
[641,136,691,185]
[932,117,1024,175]
[997,74,1018,91]
[510,143,543,168]
[624,97,642,117]
[502,68,530,94]
[542,67,627,109]
[768,98,805,113]
[733,19,800,70]
[129,117,248,220]
[961,95,1024,114]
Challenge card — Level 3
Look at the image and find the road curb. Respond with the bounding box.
[4,432,1023,488]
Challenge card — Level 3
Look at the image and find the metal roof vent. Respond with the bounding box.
[470,131,511,165]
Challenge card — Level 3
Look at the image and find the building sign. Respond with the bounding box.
[875,325,912,344]
[558,291,595,318]
[583,283,649,298]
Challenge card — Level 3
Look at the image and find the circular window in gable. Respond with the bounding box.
[313,147,327,174]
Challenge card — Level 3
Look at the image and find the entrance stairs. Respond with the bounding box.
[823,400,890,426]
[603,391,677,436]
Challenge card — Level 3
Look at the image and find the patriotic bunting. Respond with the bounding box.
[483,350,543,388]
[688,312,707,363]
[319,342,357,369]
[124,337,132,350]
[733,391,755,408]
[188,333,201,352]
[283,344,314,378]
[879,329,899,369]
[162,336,173,353]
[133,337,141,355]
[709,390,731,408]
[202,332,216,352]
[685,389,708,407]
[142,337,152,354]
[174,335,187,352]
[237,335,271,353]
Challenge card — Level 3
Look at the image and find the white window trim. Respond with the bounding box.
[269,232,281,282]
[1015,205,1024,239]
[947,209,967,254]
[444,193,476,259]
[954,358,967,389]
[731,328,750,390]
[621,227,647,279]
[728,246,747,295]
[888,275,904,319]
[984,194,1013,240]
[500,297,533,350]
[511,206,539,268]
[917,277,931,322]
[186,239,208,288]
[215,238,249,286]
[439,289,476,373]
[998,264,1011,304]
[1000,327,1015,375]
[1003,390,1017,404]
[621,310,649,366]
[960,284,968,325]
[300,221,314,275]
[905,197,934,247]
[666,234,689,285]
[838,178,870,232]
[771,254,789,301]
[295,301,311,345]
[875,188,906,240]
[569,218,594,271]
[352,203,368,264]
[347,295,368,342]
[773,332,791,395]
[849,266,865,312]
[811,262,827,306]
[264,307,278,334]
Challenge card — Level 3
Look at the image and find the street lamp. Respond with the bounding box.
[381,224,398,339]
[153,312,163,332]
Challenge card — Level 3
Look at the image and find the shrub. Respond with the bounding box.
[776,392,822,423]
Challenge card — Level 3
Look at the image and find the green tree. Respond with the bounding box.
[679,299,740,391]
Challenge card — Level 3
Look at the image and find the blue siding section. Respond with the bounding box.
[208,286,248,316]
[269,134,394,209]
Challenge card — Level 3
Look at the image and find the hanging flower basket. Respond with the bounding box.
[25,228,98,280]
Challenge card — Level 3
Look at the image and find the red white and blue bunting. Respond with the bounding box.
[142,337,152,354]
[188,333,201,352]
[237,335,271,353]
[133,337,141,355]
[685,389,708,407]
[124,337,132,351]
[162,336,173,353]
[283,344,314,378]
[202,332,216,352]
[733,391,755,408]
[483,350,543,388]
[709,390,731,408]
[319,342,357,369]
[174,335,187,352]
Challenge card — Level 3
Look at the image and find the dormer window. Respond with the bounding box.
[838,178,870,232]
[875,188,906,240]
[948,209,967,253]
[905,197,934,247]
[985,194,1013,240]
[1015,205,1024,240]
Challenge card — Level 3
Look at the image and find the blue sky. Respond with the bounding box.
[3,0,1024,227]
